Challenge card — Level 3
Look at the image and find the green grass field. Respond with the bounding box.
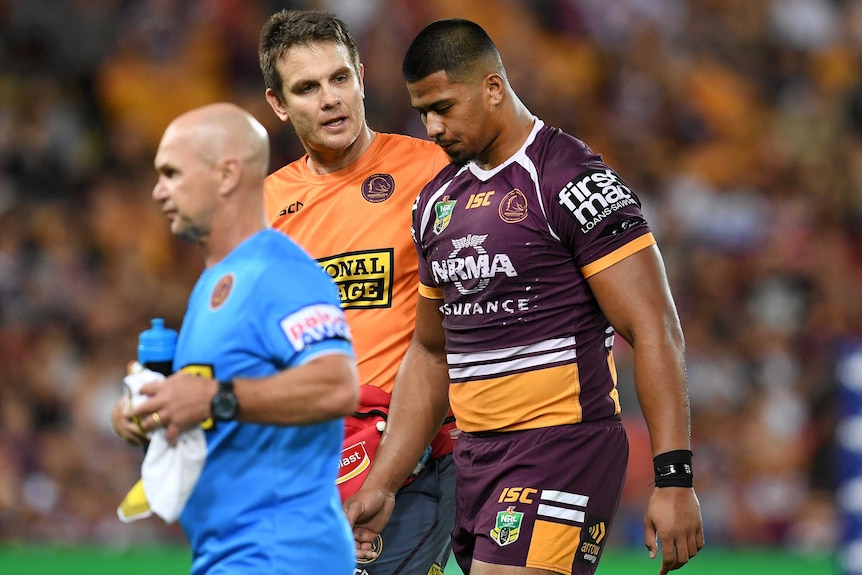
[0,546,837,574]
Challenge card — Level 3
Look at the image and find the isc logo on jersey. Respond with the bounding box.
[557,168,639,232]
[280,303,352,352]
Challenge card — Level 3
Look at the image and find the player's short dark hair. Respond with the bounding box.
[259,10,360,103]
[402,18,504,84]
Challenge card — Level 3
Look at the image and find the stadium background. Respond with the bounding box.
[1,0,859,572]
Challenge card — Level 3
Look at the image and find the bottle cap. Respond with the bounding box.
[137,318,178,365]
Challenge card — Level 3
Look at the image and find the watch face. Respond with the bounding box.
[212,388,238,420]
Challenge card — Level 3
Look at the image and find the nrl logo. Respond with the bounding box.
[433,196,456,234]
[491,506,523,547]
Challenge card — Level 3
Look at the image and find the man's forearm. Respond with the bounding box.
[236,353,359,425]
[633,335,691,456]
[363,343,450,494]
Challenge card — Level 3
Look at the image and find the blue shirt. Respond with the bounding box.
[174,229,354,575]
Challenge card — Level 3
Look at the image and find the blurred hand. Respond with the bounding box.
[110,397,148,446]
[644,487,705,575]
[131,372,217,445]
[343,486,397,560]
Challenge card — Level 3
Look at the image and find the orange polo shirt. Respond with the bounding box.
[265,133,449,394]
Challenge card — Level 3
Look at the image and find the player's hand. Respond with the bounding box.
[343,486,397,560]
[111,397,148,446]
[132,373,217,445]
[644,486,705,574]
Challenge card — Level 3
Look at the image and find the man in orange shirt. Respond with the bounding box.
[258,10,456,575]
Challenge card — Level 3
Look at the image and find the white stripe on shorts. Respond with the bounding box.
[537,503,585,524]
[540,490,589,507]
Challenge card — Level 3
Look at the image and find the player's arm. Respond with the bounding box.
[132,353,358,443]
[586,244,704,574]
[368,293,450,491]
[343,294,451,555]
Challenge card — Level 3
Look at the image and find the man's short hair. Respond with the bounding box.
[259,10,360,102]
[402,18,504,84]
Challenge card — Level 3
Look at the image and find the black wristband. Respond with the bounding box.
[653,449,694,488]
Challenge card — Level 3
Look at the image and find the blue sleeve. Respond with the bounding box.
[256,256,354,368]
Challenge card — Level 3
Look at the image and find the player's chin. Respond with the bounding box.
[447,151,470,166]
[440,143,469,166]
[320,131,357,151]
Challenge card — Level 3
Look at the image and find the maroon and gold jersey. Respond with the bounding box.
[412,120,655,433]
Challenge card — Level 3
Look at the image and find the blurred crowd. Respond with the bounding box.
[1,0,860,554]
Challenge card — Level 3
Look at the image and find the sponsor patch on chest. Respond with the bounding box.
[317,249,393,309]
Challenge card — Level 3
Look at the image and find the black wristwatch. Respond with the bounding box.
[211,380,239,421]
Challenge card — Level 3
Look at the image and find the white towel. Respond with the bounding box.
[117,364,207,524]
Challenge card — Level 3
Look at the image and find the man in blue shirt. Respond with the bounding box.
[111,102,359,575]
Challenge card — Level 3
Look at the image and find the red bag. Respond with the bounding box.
[336,385,391,501]
[335,385,460,501]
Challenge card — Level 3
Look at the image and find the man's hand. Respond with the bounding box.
[111,397,148,446]
[343,486,397,560]
[132,372,217,445]
[644,487,705,574]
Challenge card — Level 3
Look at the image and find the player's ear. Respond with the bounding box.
[485,73,505,107]
[265,88,290,122]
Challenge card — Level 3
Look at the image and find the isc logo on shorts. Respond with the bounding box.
[280,303,351,352]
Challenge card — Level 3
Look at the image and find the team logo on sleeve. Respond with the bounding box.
[498,189,528,223]
[361,173,395,203]
[209,273,234,310]
[557,168,639,232]
[433,196,456,234]
[279,303,351,352]
[491,506,523,546]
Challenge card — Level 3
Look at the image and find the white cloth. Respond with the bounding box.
[117,364,207,524]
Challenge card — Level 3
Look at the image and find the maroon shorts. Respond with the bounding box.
[451,418,628,575]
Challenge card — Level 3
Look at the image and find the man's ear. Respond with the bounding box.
[217,158,241,196]
[485,73,505,107]
[358,62,366,99]
[265,88,290,122]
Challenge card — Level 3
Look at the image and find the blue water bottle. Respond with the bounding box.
[137,318,178,375]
